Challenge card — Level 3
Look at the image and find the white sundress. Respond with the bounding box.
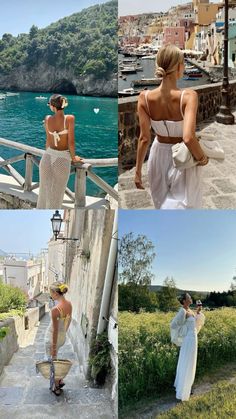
[44,305,71,358]
[171,307,205,401]
[145,90,202,209]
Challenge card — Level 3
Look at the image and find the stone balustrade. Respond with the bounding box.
[119,80,236,171]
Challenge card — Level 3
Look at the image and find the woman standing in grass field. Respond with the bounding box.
[170,293,205,401]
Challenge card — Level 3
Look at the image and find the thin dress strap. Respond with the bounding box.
[180,90,185,119]
[64,115,67,130]
[55,305,64,317]
[144,90,151,117]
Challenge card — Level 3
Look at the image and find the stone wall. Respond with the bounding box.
[0,306,45,375]
[119,80,236,171]
[65,210,115,378]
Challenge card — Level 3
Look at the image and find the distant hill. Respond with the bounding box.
[0,0,117,96]
[149,285,209,296]
[0,249,7,256]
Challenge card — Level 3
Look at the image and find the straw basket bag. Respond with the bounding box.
[36,359,72,380]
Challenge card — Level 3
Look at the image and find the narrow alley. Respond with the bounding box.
[0,313,114,419]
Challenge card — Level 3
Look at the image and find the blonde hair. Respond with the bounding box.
[155,44,184,79]
[50,281,68,295]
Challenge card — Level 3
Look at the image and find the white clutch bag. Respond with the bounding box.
[172,137,225,170]
[172,142,197,170]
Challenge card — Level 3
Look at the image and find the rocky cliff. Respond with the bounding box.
[0,62,117,97]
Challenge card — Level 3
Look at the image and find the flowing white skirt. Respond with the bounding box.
[174,332,198,401]
[147,138,202,209]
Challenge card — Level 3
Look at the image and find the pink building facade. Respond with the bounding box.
[163,27,185,49]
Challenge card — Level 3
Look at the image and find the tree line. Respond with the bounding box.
[119,233,236,313]
[0,0,117,79]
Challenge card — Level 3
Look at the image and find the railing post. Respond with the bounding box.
[74,167,86,208]
[24,153,33,191]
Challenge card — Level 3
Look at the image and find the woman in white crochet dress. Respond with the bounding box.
[135,44,209,209]
[170,293,205,401]
[45,281,72,395]
[37,94,83,209]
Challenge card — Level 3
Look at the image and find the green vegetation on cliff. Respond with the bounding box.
[0,0,117,79]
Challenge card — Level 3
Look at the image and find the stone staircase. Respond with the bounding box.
[0,314,114,419]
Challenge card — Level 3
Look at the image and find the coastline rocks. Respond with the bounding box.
[0,62,117,97]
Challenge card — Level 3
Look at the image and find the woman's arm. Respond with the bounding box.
[182,90,209,165]
[135,92,152,189]
[44,116,51,149]
[67,115,84,163]
[51,308,59,358]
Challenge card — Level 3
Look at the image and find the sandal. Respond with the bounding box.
[59,379,65,388]
[52,386,62,396]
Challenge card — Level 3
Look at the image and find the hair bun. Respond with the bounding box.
[156,66,166,78]
[59,283,68,294]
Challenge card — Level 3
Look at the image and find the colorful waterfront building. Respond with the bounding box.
[163,26,185,49]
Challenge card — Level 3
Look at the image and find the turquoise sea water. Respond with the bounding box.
[0,92,117,196]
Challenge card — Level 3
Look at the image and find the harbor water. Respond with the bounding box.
[0,92,117,196]
[119,55,210,91]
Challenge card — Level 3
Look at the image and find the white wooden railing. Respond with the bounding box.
[0,137,118,208]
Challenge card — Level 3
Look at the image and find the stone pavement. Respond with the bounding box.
[0,314,114,419]
[119,110,236,209]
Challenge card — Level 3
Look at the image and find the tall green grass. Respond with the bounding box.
[119,309,236,410]
[158,381,236,419]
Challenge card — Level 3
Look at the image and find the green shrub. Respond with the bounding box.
[0,326,9,340]
[0,283,27,313]
[89,332,112,385]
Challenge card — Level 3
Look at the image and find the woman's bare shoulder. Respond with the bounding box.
[66,114,75,121]
[183,89,198,100]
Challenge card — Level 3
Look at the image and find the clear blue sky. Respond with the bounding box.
[0,210,63,254]
[0,0,108,37]
[119,0,192,16]
[119,210,236,292]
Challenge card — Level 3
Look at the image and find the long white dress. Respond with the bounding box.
[44,305,71,358]
[171,308,205,401]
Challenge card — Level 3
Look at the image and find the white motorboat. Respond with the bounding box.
[6,92,20,96]
[35,96,47,100]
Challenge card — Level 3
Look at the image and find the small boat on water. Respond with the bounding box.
[183,77,201,81]
[132,78,162,87]
[121,66,137,74]
[184,69,203,77]
[6,92,20,96]
[118,88,140,98]
[35,96,47,100]
[141,55,156,60]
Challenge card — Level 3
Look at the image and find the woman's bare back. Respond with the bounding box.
[145,87,184,121]
[45,113,73,150]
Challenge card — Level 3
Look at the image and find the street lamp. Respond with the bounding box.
[216,0,235,125]
[51,210,62,241]
[50,210,79,242]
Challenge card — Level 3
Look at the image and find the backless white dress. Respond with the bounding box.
[172,308,205,401]
[145,90,202,209]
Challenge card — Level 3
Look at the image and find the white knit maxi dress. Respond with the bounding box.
[37,115,71,209]
[145,90,202,209]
